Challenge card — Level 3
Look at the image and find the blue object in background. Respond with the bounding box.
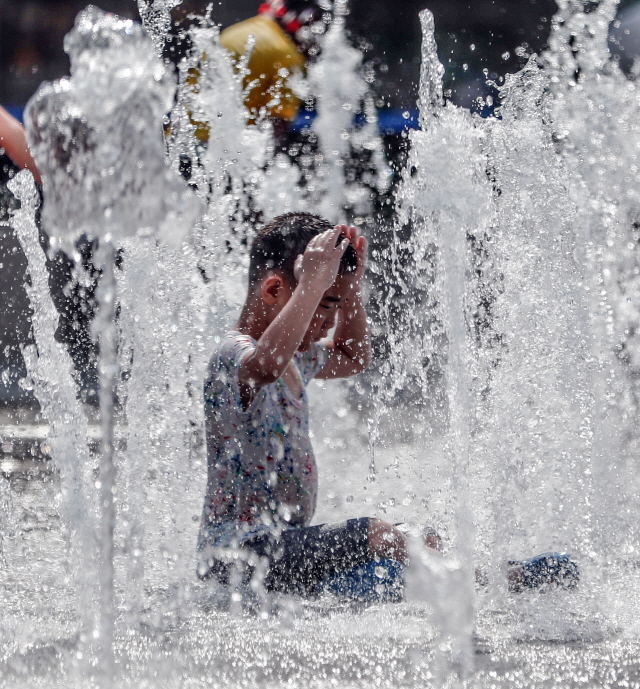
[292,109,420,134]
[6,102,499,134]
[316,558,405,602]
[7,104,426,135]
[4,105,24,123]
[292,111,316,131]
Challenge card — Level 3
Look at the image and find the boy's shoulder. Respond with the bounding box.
[219,330,255,353]
[204,331,328,401]
[212,330,255,363]
[204,331,256,411]
[205,331,255,381]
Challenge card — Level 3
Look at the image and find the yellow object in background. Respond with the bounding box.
[186,14,306,141]
[221,15,306,123]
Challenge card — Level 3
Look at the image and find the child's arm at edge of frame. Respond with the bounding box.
[0,106,41,184]
[317,226,372,380]
[239,226,349,390]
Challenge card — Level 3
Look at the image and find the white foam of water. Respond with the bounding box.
[6,0,640,686]
[7,171,97,666]
[24,6,200,249]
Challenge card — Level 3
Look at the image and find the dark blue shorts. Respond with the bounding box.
[201,517,372,596]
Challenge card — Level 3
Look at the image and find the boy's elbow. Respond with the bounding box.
[261,371,281,386]
[342,346,371,375]
[359,342,372,372]
[357,353,372,374]
[247,368,280,387]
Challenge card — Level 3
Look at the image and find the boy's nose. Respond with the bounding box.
[319,312,336,336]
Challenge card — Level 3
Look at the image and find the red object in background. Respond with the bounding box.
[285,19,301,34]
[259,0,286,18]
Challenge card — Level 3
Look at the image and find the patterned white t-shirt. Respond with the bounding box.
[199,331,328,550]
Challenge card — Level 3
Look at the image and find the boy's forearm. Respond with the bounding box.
[247,281,325,383]
[333,290,371,370]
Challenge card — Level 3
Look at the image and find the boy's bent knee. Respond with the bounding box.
[367,518,408,565]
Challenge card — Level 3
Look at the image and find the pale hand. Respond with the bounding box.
[293,226,349,293]
[337,224,367,289]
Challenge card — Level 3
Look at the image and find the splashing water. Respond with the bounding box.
[7,170,98,667]
[309,0,390,222]
[543,0,640,557]
[21,7,200,684]
[137,0,183,58]
[389,10,491,680]
[5,0,640,687]
[25,8,199,249]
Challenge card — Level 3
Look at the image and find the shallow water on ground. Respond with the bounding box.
[4,3,640,687]
[1,382,640,688]
[2,485,640,689]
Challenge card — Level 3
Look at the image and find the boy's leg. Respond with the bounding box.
[239,520,579,598]
[367,518,410,564]
[370,519,444,559]
[366,522,580,592]
[243,517,408,596]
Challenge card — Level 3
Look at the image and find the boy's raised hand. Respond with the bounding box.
[341,224,367,286]
[293,226,349,293]
[314,224,371,380]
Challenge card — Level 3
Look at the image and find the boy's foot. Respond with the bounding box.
[394,523,443,552]
[507,552,579,592]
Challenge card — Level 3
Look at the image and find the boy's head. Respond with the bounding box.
[248,212,358,289]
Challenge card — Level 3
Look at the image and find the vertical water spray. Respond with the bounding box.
[94,239,117,679]
[8,170,97,668]
[309,0,390,222]
[310,0,364,221]
[478,57,593,589]
[396,9,489,680]
[23,7,199,682]
[113,10,273,607]
[137,0,183,58]
[542,0,640,563]
[169,20,272,277]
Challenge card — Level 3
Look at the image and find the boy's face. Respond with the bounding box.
[296,272,353,352]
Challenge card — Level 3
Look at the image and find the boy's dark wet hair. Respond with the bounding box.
[248,212,358,288]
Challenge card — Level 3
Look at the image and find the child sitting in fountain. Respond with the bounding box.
[197,212,579,600]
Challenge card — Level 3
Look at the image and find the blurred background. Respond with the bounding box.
[2,0,640,407]
[4,0,640,115]
[0,0,589,114]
